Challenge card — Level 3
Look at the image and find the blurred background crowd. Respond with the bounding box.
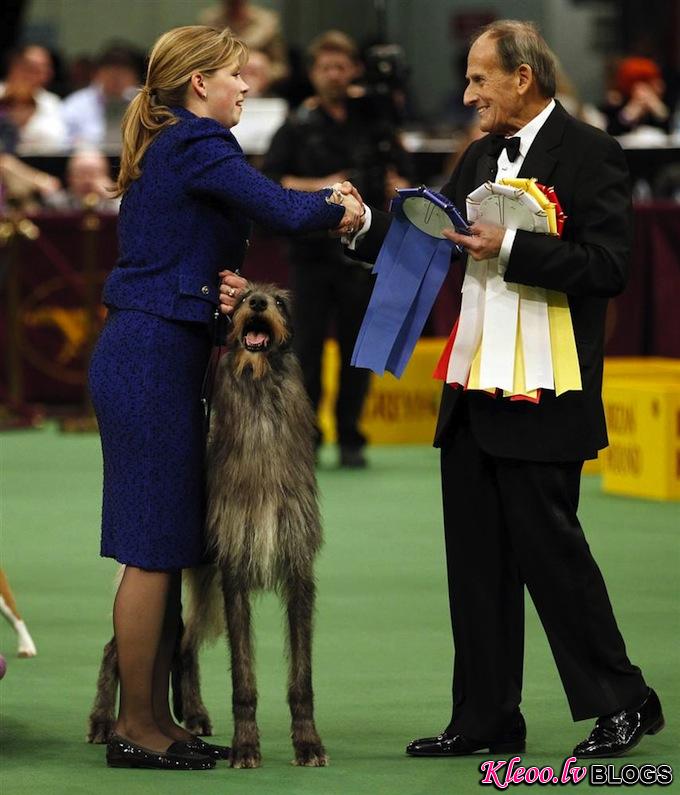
[1,0,679,212]
[1,0,679,430]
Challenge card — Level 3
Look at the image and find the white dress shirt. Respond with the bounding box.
[62,85,106,148]
[62,84,136,149]
[496,99,556,267]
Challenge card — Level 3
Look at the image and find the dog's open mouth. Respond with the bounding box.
[243,318,271,352]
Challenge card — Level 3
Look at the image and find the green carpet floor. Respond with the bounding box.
[1,424,678,794]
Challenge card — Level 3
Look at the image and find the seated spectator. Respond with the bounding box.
[232,48,288,155]
[0,44,67,154]
[0,152,61,212]
[601,57,671,138]
[0,87,32,152]
[198,0,289,84]
[62,45,142,150]
[555,66,606,129]
[241,49,276,97]
[68,55,97,93]
[43,149,119,212]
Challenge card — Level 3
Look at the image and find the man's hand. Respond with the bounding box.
[333,179,364,206]
[443,221,505,261]
[218,269,248,315]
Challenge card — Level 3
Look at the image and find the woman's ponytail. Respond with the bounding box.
[114,89,178,196]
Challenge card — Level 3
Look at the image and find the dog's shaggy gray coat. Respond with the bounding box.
[88,284,327,767]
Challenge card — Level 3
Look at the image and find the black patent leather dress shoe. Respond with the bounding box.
[406,713,526,757]
[178,736,231,760]
[106,733,216,770]
[573,688,664,758]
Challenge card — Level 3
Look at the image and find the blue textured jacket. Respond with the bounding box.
[103,106,344,323]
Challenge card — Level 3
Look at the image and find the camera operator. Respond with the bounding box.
[263,30,412,468]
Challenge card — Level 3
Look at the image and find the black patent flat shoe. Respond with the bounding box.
[178,736,231,760]
[406,712,526,757]
[573,688,664,758]
[106,733,216,770]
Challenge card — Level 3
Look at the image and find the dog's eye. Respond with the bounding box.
[275,297,285,307]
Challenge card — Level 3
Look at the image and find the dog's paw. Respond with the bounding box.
[86,718,114,744]
[183,713,213,737]
[230,744,262,769]
[292,743,328,767]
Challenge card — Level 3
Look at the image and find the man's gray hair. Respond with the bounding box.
[471,20,557,98]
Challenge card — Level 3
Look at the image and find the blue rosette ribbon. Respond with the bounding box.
[351,186,468,377]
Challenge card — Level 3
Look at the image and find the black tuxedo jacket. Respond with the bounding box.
[353,102,632,462]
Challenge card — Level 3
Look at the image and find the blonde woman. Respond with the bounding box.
[88,25,362,771]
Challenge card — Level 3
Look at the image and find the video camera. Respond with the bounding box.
[346,43,411,207]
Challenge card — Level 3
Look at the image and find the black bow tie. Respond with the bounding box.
[489,135,521,162]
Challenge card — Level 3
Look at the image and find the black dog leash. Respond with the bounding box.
[200,311,227,436]
[201,270,240,438]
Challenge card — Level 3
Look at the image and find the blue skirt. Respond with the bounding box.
[89,309,212,570]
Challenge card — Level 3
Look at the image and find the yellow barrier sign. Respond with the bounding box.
[602,379,680,501]
[318,339,443,445]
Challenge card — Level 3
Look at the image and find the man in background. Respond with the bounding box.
[44,149,119,213]
[62,44,141,150]
[198,0,289,85]
[264,30,412,468]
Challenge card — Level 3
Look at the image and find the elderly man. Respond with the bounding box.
[345,20,662,758]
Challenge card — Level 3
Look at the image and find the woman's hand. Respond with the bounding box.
[218,269,248,315]
[332,180,364,206]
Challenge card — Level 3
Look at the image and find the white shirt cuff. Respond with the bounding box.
[342,205,372,250]
[498,227,517,273]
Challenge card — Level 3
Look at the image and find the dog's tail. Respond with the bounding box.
[181,566,223,652]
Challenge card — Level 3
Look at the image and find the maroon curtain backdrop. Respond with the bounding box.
[639,203,680,357]
[1,205,678,407]
[1,212,118,404]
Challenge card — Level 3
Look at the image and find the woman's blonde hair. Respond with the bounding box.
[116,26,247,195]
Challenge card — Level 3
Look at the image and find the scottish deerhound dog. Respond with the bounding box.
[88,284,326,768]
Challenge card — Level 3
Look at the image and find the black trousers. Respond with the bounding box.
[292,257,373,449]
[440,405,647,738]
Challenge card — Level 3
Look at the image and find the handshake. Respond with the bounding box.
[327,180,365,237]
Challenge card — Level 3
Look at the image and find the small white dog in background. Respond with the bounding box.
[0,568,38,657]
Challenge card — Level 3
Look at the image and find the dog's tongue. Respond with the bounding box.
[246,331,268,346]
